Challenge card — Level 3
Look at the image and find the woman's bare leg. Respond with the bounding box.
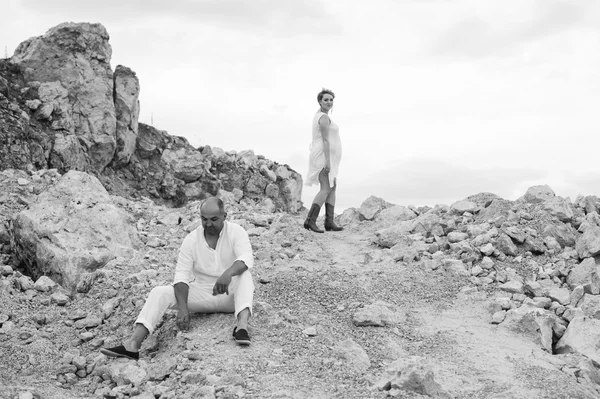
[312,168,332,206]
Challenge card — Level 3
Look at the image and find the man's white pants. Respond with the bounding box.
[135,271,254,334]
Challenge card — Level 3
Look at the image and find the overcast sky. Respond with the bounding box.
[2,0,599,210]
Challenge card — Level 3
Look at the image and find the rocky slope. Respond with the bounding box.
[0,22,302,212]
[2,167,600,398]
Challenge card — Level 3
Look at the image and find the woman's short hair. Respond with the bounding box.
[317,88,335,103]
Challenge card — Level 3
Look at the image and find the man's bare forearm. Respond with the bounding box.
[174,282,189,311]
[224,260,248,278]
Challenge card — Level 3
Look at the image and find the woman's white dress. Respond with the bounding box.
[305,111,342,187]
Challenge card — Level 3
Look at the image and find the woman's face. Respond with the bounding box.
[319,94,334,111]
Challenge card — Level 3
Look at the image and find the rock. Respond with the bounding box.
[181,371,207,384]
[443,259,470,276]
[450,200,478,215]
[447,232,468,243]
[499,280,524,294]
[479,243,495,256]
[374,224,413,248]
[543,197,574,222]
[375,356,452,398]
[51,292,70,306]
[102,297,122,319]
[502,226,526,244]
[147,357,177,381]
[524,281,548,298]
[0,265,13,276]
[576,225,600,259]
[555,317,600,363]
[357,196,392,221]
[375,205,418,225]
[108,361,147,386]
[302,326,317,336]
[17,276,34,291]
[501,306,558,352]
[112,65,140,167]
[491,311,506,324]
[578,295,600,319]
[338,208,361,226]
[570,286,585,306]
[74,315,102,329]
[11,171,140,290]
[566,258,599,289]
[494,233,518,256]
[352,301,405,327]
[523,185,555,203]
[12,22,117,171]
[547,287,571,306]
[332,339,371,373]
[33,275,57,292]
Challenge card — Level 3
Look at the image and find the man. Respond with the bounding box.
[101,197,255,360]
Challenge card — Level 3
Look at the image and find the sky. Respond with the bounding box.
[2,0,599,210]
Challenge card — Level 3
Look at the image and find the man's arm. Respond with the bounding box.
[212,260,248,296]
[174,282,190,331]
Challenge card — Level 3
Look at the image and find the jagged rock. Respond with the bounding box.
[108,361,147,386]
[147,357,177,381]
[542,223,576,248]
[547,287,570,306]
[16,276,34,291]
[524,281,548,298]
[522,237,545,255]
[491,311,507,324]
[578,295,600,319]
[543,197,574,222]
[352,301,406,327]
[495,233,518,256]
[477,199,512,222]
[11,22,117,171]
[357,196,392,221]
[51,292,69,306]
[11,171,140,290]
[411,212,444,237]
[523,185,555,203]
[332,339,370,372]
[374,224,413,248]
[543,236,561,252]
[479,243,495,256]
[576,225,600,259]
[450,200,478,215]
[501,306,558,352]
[33,276,57,292]
[555,316,600,363]
[443,259,470,276]
[566,258,599,289]
[501,226,526,244]
[112,65,140,167]
[570,285,585,306]
[102,297,122,319]
[499,280,524,294]
[338,208,361,226]
[375,356,452,398]
[73,315,102,329]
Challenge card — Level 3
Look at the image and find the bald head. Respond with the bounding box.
[200,197,225,214]
[200,197,226,236]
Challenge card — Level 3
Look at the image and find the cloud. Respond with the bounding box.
[432,0,594,57]
[19,0,341,37]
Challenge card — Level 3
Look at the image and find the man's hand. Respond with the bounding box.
[176,308,190,331]
[213,272,232,296]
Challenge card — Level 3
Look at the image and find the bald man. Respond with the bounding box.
[101,197,255,360]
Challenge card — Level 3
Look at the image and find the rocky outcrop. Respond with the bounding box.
[11,22,117,171]
[0,23,302,212]
[10,170,140,290]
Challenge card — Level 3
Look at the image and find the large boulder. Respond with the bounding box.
[10,171,140,290]
[543,197,574,222]
[576,225,600,259]
[358,196,392,221]
[500,306,561,352]
[566,258,600,289]
[555,316,600,363]
[522,185,555,203]
[11,22,117,171]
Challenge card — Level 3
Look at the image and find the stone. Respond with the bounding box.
[17,276,34,291]
[494,233,518,256]
[0,265,13,276]
[501,306,558,352]
[502,226,526,244]
[576,225,600,259]
[491,311,506,324]
[523,185,555,203]
[108,362,147,386]
[543,197,574,222]
[332,339,371,372]
[147,357,177,381]
[547,287,571,306]
[51,292,70,306]
[566,258,599,289]
[447,232,468,243]
[578,295,600,319]
[74,316,102,329]
[570,285,585,306]
[480,257,494,270]
[450,200,478,215]
[302,326,317,336]
[352,301,405,327]
[375,356,452,398]
[102,297,122,319]
[443,259,470,276]
[479,243,495,256]
[11,171,141,290]
[338,208,361,227]
[181,371,207,384]
[524,281,548,298]
[541,223,575,248]
[357,196,392,221]
[33,275,57,292]
[499,280,524,294]
[555,316,600,363]
[12,22,117,171]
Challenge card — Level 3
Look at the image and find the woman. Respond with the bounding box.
[304,88,343,233]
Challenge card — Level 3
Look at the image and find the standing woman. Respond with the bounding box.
[304,88,343,233]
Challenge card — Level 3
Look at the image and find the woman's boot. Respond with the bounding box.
[324,203,343,231]
[304,204,324,233]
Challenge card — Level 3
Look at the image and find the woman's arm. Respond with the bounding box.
[319,114,331,171]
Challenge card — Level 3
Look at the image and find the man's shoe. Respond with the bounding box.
[100,345,139,360]
[232,327,251,346]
